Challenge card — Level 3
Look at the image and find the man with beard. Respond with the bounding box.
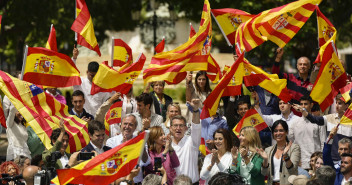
[338,153,352,185]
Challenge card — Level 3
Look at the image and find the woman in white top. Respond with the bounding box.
[6,104,31,161]
[163,103,181,130]
[200,128,233,185]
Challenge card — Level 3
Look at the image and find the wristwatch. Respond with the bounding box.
[283,154,290,161]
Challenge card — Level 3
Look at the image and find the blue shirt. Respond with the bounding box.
[201,115,228,145]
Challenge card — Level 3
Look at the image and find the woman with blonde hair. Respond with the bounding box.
[146,126,180,185]
[164,103,181,130]
[231,126,264,185]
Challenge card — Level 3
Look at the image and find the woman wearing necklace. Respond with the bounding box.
[257,120,301,185]
[144,81,173,122]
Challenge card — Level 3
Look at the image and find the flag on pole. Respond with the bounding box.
[91,53,146,95]
[143,0,211,85]
[22,46,81,87]
[189,23,197,39]
[0,100,6,128]
[310,41,347,112]
[56,132,147,185]
[0,71,89,153]
[111,38,133,67]
[199,138,211,156]
[340,83,352,103]
[316,6,336,48]
[233,109,267,136]
[211,8,254,46]
[45,24,58,52]
[155,37,165,53]
[340,104,352,126]
[104,101,123,136]
[72,0,101,56]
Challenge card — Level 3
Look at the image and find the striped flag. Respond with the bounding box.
[22,46,81,87]
[155,37,165,53]
[0,71,89,153]
[91,53,146,95]
[112,38,133,67]
[310,41,347,112]
[200,53,245,119]
[72,0,101,56]
[211,8,254,46]
[189,23,197,39]
[143,0,211,85]
[45,24,58,52]
[56,132,147,185]
[104,101,123,136]
[255,0,321,48]
[316,6,336,48]
[0,99,6,128]
[233,109,267,136]
[199,138,211,156]
[340,104,352,126]
[340,83,352,103]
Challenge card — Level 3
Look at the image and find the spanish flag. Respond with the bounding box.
[112,38,133,67]
[211,8,254,46]
[45,24,58,52]
[310,41,347,112]
[143,0,211,85]
[199,138,211,156]
[340,104,352,126]
[104,101,123,136]
[155,37,165,53]
[200,53,244,119]
[0,100,6,128]
[233,109,267,136]
[0,71,89,153]
[91,53,146,95]
[316,6,336,48]
[340,83,352,103]
[56,132,147,185]
[22,46,81,87]
[72,0,101,56]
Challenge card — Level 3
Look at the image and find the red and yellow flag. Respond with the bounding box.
[91,53,146,95]
[255,0,320,48]
[155,37,165,53]
[45,24,58,52]
[104,101,123,136]
[233,109,267,136]
[56,132,147,185]
[211,8,254,46]
[199,138,211,156]
[22,47,81,87]
[0,100,6,128]
[310,41,347,112]
[72,0,101,56]
[0,15,2,32]
[340,104,352,126]
[143,0,211,85]
[200,53,244,119]
[0,71,89,153]
[340,83,352,103]
[189,23,197,39]
[112,39,133,67]
[316,6,336,48]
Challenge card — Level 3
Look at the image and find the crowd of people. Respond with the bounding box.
[1,47,352,185]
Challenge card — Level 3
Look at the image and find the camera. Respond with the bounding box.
[77,152,94,161]
[33,151,61,185]
[0,174,24,185]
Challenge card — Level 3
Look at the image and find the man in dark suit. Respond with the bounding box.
[81,120,111,154]
[69,90,94,122]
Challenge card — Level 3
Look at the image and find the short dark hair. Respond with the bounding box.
[170,115,187,126]
[88,61,99,73]
[31,154,43,167]
[315,165,336,185]
[300,95,313,104]
[341,153,352,158]
[213,128,233,152]
[136,93,153,107]
[88,120,105,136]
[209,172,245,185]
[236,100,250,109]
[72,90,85,99]
[50,128,69,145]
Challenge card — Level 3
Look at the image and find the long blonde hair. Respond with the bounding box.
[240,127,262,153]
[164,103,181,128]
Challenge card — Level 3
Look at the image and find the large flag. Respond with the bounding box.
[45,24,58,52]
[56,132,147,185]
[111,38,133,67]
[255,0,321,48]
[200,53,245,119]
[340,83,352,103]
[199,138,211,156]
[155,37,165,53]
[233,109,267,136]
[211,8,254,46]
[0,100,6,128]
[72,0,101,56]
[91,53,146,95]
[143,0,211,85]
[316,6,336,48]
[340,104,352,126]
[22,46,81,87]
[0,71,89,153]
[310,41,347,112]
[104,101,123,136]
[242,60,291,102]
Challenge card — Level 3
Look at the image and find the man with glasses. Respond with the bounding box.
[170,99,201,184]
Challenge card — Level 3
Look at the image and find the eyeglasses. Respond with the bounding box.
[172,124,186,128]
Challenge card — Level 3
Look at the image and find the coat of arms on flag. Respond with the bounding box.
[34,57,55,74]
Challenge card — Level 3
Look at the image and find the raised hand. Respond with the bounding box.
[256,148,268,160]
[283,141,293,155]
[142,118,151,130]
[59,118,65,133]
[186,72,192,84]
[231,146,238,161]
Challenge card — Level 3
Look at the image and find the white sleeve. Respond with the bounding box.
[200,154,212,180]
[191,122,202,148]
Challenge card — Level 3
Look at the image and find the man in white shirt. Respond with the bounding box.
[132,93,167,134]
[171,99,201,184]
[73,61,112,116]
[81,120,111,154]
